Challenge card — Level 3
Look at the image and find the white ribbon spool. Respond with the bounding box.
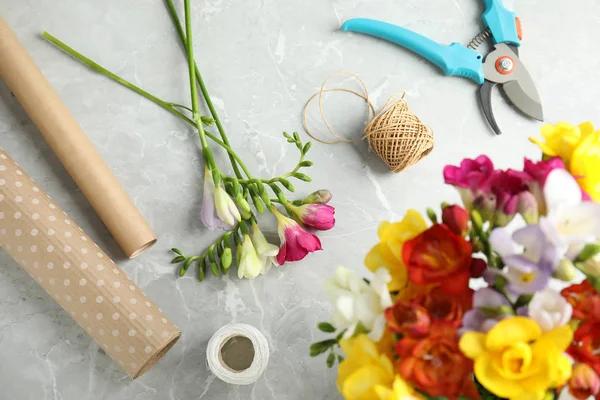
[206,323,269,385]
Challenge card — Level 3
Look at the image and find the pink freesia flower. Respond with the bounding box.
[273,210,322,265]
[488,169,530,217]
[443,155,496,214]
[285,203,335,230]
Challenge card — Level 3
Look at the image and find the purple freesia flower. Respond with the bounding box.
[489,224,561,294]
[201,166,231,231]
[460,288,511,335]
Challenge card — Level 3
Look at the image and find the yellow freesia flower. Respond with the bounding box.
[337,335,396,400]
[374,377,424,400]
[364,210,427,291]
[529,122,594,165]
[571,130,600,201]
[459,317,573,400]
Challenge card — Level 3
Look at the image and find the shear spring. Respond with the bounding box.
[467,29,491,50]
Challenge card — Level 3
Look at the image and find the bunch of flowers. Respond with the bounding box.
[43,0,334,281]
[312,122,600,400]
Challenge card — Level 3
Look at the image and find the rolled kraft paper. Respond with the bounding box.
[0,17,156,258]
[0,149,181,379]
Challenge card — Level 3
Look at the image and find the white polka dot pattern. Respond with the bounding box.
[0,150,180,379]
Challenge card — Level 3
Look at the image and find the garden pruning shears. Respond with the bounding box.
[341,0,543,135]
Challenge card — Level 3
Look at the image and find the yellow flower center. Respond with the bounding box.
[497,342,533,379]
[519,272,536,283]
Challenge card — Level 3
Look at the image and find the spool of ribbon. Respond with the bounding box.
[206,323,269,385]
[303,72,434,173]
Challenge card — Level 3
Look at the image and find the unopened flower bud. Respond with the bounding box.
[442,205,470,236]
[303,190,332,205]
[569,363,600,399]
[553,258,577,282]
[517,192,539,224]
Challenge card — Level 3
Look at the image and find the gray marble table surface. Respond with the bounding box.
[1,0,598,399]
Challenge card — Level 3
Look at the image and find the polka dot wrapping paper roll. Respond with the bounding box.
[0,149,181,379]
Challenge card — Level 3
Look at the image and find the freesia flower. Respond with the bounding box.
[396,323,479,399]
[324,266,392,340]
[384,302,431,338]
[364,210,427,292]
[237,234,262,279]
[528,288,573,332]
[540,168,600,259]
[571,129,600,202]
[529,121,594,166]
[443,155,496,213]
[460,317,573,400]
[568,320,600,376]
[441,204,469,236]
[523,157,568,215]
[250,223,279,274]
[214,185,241,227]
[568,363,600,400]
[489,224,561,294]
[201,166,232,230]
[561,280,600,321]
[460,288,512,334]
[374,376,424,400]
[488,169,531,226]
[403,224,473,295]
[414,287,473,328]
[285,203,335,230]
[273,209,322,265]
[337,335,403,400]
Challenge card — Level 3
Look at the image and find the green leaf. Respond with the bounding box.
[299,160,313,167]
[514,293,534,308]
[279,178,295,192]
[171,256,185,264]
[309,339,337,357]
[302,142,312,154]
[326,352,335,368]
[337,355,344,363]
[293,172,312,182]
[335,330,347,342]
[317,322,336,333]
[171,248,183,256]
[576,243,600,263]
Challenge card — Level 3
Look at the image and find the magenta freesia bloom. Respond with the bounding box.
[488,169,530,223]
[443,155,495,207]
[274,210,322,265]
[286,203,335,231]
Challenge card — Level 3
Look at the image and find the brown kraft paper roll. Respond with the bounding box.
[0,149,181,379]
[0,16,156,258]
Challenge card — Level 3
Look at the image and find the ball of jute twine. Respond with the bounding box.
[303,72,434,173]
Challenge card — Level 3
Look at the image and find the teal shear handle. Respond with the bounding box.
[341,18,485,84]
[483,0,521,46]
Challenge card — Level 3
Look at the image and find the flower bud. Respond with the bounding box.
[517,191,539,224]
[442,205,470,236]
[221,247,233,273]
[470,258,487,278]
[553,258,577,282]
[569,363,600,399]
[303,190,332,205]
[235,194,252,219]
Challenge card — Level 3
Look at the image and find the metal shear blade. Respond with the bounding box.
[479,43,543,135]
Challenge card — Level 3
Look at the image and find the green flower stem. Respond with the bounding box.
[164,0,244,180]
[41,31,256,181]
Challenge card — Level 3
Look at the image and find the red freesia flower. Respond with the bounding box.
[414,287,474,328]
[561,281,600,321]
[568,320,600,376]
[402,224,473,295]
[441,204,470,236]
[395,323,480,400]
[273,210,322,265]
[385,301,431,338]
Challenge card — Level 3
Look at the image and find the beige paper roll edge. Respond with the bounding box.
[0,149,180,378]
[0,17,156,258]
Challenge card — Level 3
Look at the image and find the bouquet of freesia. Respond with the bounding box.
[43,0,334,281]
[312,122,600,400]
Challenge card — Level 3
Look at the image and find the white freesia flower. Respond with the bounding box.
[324,266,392,341]
[237,235,262,279]
[528,288,572,332]
[251,223,279,274]
[540,169,600,259]
[214,185,241,227]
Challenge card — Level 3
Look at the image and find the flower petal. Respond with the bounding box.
[489,227,519,258]
[459,332,487,359]
[474,351,524,398]
[544,169,583,211]
[538,325,573,352]
[486,317,542,351]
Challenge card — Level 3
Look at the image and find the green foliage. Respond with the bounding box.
[317,322,336,333]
